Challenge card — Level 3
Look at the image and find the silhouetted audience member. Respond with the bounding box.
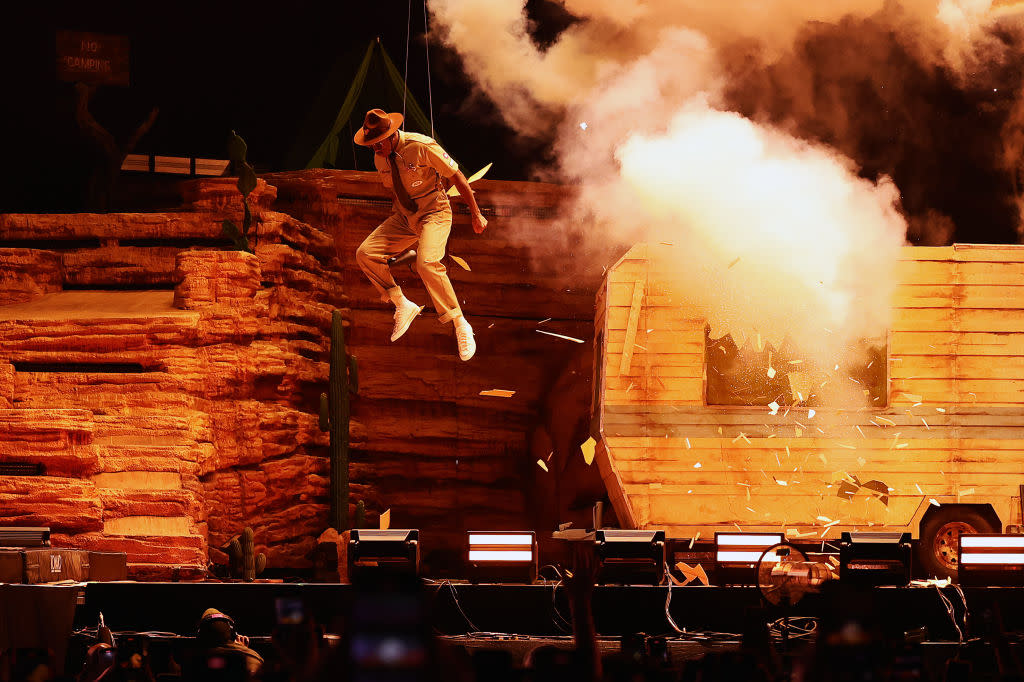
[187,608,263,681]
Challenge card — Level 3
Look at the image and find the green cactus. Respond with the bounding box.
[241,527,255,581]
[221,130,258,252]
[227,536,242,577]
[319,309,358,531]
[255,553,267,576]
[225,527,265,581]
[355,500,366,529]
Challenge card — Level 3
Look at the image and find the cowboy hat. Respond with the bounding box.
[354,109,404,146]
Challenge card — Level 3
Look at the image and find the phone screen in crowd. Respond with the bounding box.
[275,597,308,626]
[348,582,431,681]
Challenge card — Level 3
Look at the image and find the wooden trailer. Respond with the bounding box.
[592,242,1024,577]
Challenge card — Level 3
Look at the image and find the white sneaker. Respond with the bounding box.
[391,300,423,342]
[454,319,476,361]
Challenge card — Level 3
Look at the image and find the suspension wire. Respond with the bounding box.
[422,0,436,137]
[402,0,412,125]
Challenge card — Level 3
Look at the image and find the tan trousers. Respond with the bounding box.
[355,193,463,323]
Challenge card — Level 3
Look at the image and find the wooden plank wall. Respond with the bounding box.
[597,243,1024,539]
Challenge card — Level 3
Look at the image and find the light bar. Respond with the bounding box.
[715,533,785,564]
[467,531,537,584]
[714,532,785,586]
[468,533,533,546]
[717,550,782,564]
[960,535,1024,549]
[958,534,1024,586]
[716,534,787,547]
[469,550,533,562]
[960,554,1024,564]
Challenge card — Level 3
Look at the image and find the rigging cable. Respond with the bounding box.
[402,0,413,124]
[423,0,436,137]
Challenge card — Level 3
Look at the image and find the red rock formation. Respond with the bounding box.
[0,178,343,578]
[0,169,606,578]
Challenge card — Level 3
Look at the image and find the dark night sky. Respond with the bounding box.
[0,1,561,212]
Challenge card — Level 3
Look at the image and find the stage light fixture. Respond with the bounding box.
[348,529,420,579]
[594,529,666,585]
[839,531,911,586]
[714,532,785,585]
[467,532,537,584]
[957,534,1024,586]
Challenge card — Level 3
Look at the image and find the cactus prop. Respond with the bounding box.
[225,527,266,581]
[221,130,258,252]
[354,500,366,529]
[319,309,359,530]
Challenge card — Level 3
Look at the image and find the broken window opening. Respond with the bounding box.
[704,325,887,407]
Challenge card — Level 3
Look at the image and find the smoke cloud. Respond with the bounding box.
[430,0,1024,401]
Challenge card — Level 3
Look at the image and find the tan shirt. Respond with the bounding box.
[374,132,459,211]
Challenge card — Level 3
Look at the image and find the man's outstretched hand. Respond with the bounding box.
[471,212,488,234]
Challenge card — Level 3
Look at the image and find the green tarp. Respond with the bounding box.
[288,39,456,171]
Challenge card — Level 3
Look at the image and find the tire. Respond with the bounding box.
[918,507,997,580]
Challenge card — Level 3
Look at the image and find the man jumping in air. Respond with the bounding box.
[354,108,487,361]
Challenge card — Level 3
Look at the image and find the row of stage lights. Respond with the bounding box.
[349,529,1024,586]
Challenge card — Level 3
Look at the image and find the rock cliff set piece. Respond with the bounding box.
[0,171,604,578]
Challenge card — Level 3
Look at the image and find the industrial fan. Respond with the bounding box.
[756,543,830,608]
[756,543,832,653]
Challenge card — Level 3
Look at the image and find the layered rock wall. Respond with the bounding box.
[0,179,344,578]
[1,169,607,578]
[264,170,603,571]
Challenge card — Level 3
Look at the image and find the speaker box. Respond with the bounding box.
[21,548,90,583]
[0,549,22,582]
[88,552,128,581]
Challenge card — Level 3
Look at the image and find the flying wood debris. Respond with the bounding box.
[449,255,471,271]
[536,330,585,343]
[536,459,548,472]
[480,389,516,397]
[580,437,597,466]
[675,561,709,586]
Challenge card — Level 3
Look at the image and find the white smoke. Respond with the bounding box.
[428,0,1010,391]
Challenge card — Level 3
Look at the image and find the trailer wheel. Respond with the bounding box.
[918,507,996,579]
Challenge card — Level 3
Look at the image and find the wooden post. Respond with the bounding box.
[619,280,645,376]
